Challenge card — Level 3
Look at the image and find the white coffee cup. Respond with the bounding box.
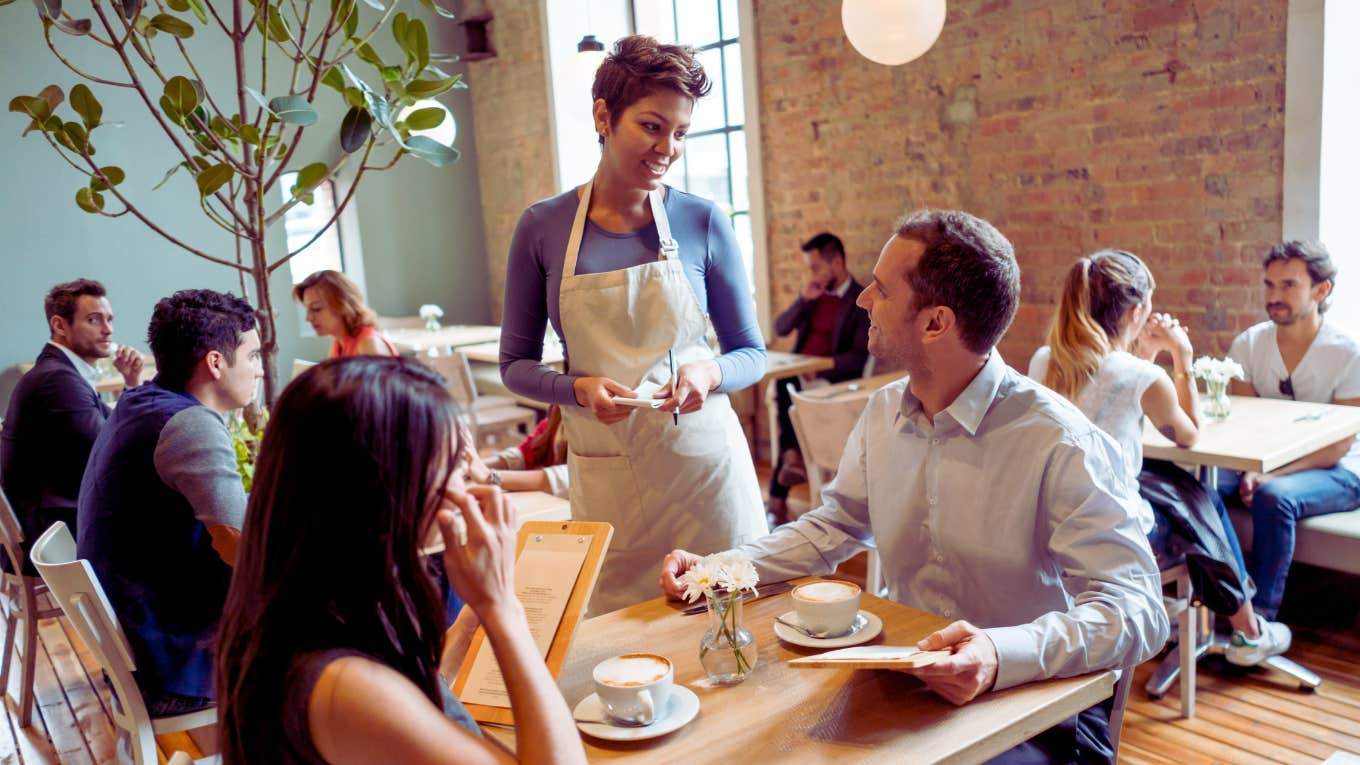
[792,580,862,636]
[591,653,673,726]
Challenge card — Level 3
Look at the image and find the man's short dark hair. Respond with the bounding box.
[1264,240,1337,313]
[45,279,106,326]
[895,210,1019,354]
[147,289,257,390]
[801,232,845,263]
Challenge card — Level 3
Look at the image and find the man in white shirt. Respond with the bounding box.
[659,210,1167,764]
[1224,241,1360,628]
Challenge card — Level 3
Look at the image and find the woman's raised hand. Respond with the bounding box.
[438,485,519,616]
[573,376,636,425]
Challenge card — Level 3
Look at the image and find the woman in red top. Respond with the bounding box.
[293,270,398,358]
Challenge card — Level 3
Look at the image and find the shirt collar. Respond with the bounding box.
[48,341,100,391]
[897,352,1006,436]
[828,276,852,298]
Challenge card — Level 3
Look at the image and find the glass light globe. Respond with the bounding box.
[841,0,947,66]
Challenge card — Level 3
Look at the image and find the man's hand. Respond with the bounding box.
[801,277,828,302]
[113,345,144,387]
[658,548,702,600]
[1240,471,1270,505]
[897,621,999,706]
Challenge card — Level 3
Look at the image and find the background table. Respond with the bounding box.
[387,325,501,354]
[754,351,836,462]
[483,579,1114,764]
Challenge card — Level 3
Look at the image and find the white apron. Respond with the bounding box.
[558,181,767,614]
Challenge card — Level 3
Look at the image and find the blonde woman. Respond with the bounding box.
[293,270,397,358]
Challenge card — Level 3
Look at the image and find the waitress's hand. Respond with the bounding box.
[437,485,519,617]
[574,376,636,425]
[655,359,721,414]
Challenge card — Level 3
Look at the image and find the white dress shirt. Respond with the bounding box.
[48,341,101,393]
[735,353,1169,690]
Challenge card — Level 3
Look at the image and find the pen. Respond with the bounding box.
[668,349,679,425]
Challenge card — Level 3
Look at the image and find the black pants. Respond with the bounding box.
[985,697,1114,765]
[768,378,803,501]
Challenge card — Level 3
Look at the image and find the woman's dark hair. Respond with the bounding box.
[217,356,463,765]
[292,269,379,336]
[592,34,711,144]
[146,289,257,390]
[44,278,106,324]
[1044,249,1155,400]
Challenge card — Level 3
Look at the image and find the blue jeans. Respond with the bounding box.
[1146,487,1250,586]
[1218,466,1360,618]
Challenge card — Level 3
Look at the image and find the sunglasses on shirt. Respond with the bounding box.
[1279,376,1295,400]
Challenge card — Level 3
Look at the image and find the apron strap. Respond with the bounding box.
[562,181,678,288]
[562,180,593,281]
[649,187,679,261]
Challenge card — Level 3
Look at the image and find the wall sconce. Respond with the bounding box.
[842,0,946,66]
[459,1,496,61]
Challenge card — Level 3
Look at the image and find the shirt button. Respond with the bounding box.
[928,496,938,506]
[931,438,941,445]
[942,608,954,618]
[934,552,944,563]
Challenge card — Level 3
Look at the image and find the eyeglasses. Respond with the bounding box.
[1279,376,1295,400]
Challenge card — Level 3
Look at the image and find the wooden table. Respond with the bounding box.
[483,579,1115,764]
[387,325,502,354]
[461,340,565,367]
[1142,395,1360,485]
[16,357,156,399]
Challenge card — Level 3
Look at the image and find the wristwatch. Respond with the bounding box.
[487,470,503,487]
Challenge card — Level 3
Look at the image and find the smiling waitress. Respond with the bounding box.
[499,36,768,613]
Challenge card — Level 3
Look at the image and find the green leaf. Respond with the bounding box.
[274,141,288,158]
[267,95,318,126]
[339,106,371,153]
[196,162,233,198]
[164,0,187,10]
[356,43,383,70]
[209,114,235,139]
[75,187,104,213]
[403,106,444,130]
[404,135,458,167]
[9,95,52,121]
[342,1,358,37]
[89,165,125,191]
[153,162,187,190]
[343,87,365,109]
[380,66,401,82]
[321,66,346,93]
[243,86,273,114]
[162,76,200,117]
[407,19,429,73]
[186,0,207,24]
[366,92,392,131]
[149,13,194,37]
[239,124,260,145]
[57,122,89,153]
[417,0,455,19]
[291,161,328,198]
[158,95,182,123]
[70,84,102,129]
[405,75,460,99]
[392,12,408,52]
[133,15,155,37]
[52,16,92,34]
[266,6,290,41]
[38,84,65,112]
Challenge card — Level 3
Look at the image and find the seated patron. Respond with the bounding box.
[661,210,1168,764]
[1,279,142,553]
[77,289,260,715]
[294,270,398,358]
[1029,250,1289,665]
[216,357,585,765]
[768,232,869,523]
[1221,241,1360,621]
[467,405,569,498]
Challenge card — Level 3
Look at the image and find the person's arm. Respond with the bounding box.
[154,407,247,566]
[354,331,397,357]
[1141,372,1199,447]
[701,204,766,393]
[1242,384,1360,499]
[38,367,109,464]
[1228,332,1259,397]
[980,433,1170,691]
[772,295,812,338]
[826,300,870,382]
[499,207,583,408]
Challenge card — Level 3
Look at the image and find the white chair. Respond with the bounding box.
[0,486,63,728]
[787,383,883,596]
[422,351,537,449]
[30,523,218,765]
[1108,665,1137,756]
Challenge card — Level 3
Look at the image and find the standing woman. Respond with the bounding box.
[499,36,767,612]
[293,270,398,357]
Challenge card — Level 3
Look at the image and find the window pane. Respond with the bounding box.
[682,132,731,209]
[719,0,739,39]
[731,212,754,293]
[691,47,726,133]
[281,173,345,284]
[632,0,676,42]
[723,42,744,126]
[729,129,749,212]
[676,1,720,46]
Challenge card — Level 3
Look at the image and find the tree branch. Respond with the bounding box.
[43,24,135,88]
[268,140,375,274]
[263,151,353,227]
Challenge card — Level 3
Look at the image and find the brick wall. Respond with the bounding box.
[753,0,1286,364]
[466,0,558,322]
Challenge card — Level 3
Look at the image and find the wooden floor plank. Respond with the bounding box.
[1191,688,1360,753]
[1117,740,1196,765]
[1123,708,1285,765]
[28,618,92,765]
[34,621,115,765]
[1126,699,1324,764]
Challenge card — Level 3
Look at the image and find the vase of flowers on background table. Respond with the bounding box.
[1192,355,1245,423]
[419,303,444,333]
[681,553,759,685]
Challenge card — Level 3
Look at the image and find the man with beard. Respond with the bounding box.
[1223,241,1360,645]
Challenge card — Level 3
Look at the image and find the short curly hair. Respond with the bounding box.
[45,278,106,325]
[592,35,710,145]
[147,289,257,390]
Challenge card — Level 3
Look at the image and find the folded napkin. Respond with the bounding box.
[788,645,951,669]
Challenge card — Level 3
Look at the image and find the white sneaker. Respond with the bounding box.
[1225,615,1292,666]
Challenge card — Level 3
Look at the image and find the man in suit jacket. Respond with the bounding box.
[1,279,143,559]
[768,232,870,523]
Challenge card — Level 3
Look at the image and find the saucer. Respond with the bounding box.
[773,610,882,649]
[573,685,700,741]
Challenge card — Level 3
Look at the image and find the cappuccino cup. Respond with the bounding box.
[792,580,862,636]
[592,653,673,726]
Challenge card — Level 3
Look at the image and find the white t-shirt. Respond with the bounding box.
[1028,347,1161,534]
[1228,319,1360,476]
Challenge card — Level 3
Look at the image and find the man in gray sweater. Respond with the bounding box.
[78,289,262,715]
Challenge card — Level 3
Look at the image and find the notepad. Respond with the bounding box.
[788,645,951,669]
[611,381,667,409]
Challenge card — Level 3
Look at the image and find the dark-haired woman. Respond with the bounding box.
[498,35,766,612]
[1029,250,1291,666]
[216,357,585,764]
[293,270,398,358]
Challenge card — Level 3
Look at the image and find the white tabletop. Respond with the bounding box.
[1142,395,1360,473]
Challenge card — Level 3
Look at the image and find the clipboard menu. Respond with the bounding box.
[452,521,612,725]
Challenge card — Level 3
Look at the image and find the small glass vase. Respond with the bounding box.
[1203,378,1231,422]
[423,316,441,333]
[700,590,757,685]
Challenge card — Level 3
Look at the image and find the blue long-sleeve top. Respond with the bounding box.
[499,186,766,406]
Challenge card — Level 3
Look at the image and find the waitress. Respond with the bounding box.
[499,35,767,613]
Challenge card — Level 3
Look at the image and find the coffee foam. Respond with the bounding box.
[594,653,670,687]
[794,581,860,602]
